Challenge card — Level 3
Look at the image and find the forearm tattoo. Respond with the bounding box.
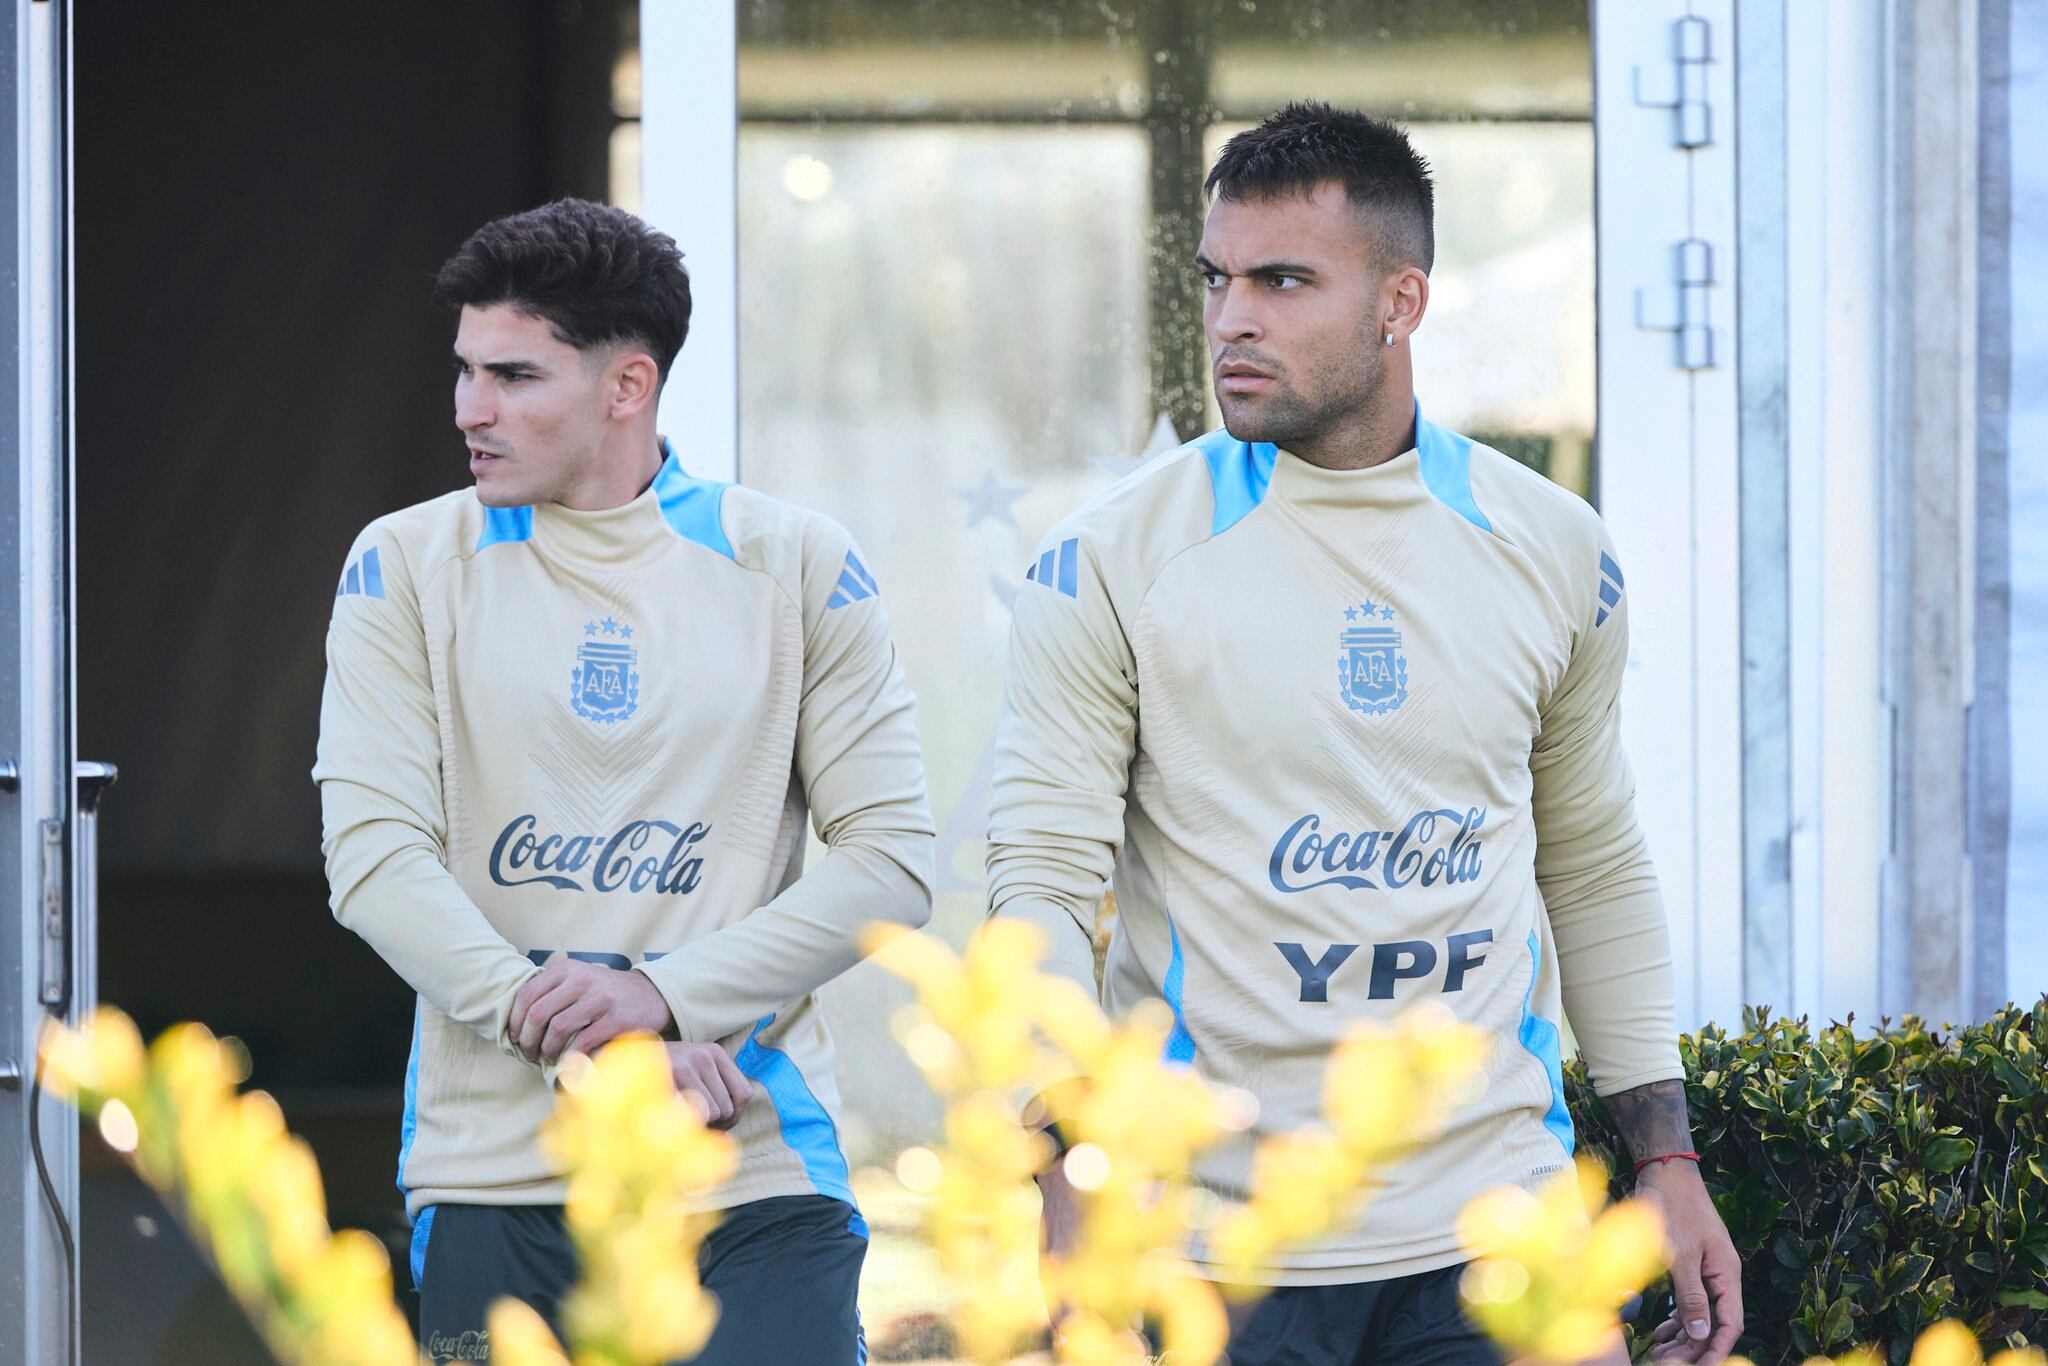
[1603,1079,1694,1164]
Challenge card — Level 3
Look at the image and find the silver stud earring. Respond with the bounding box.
[1384,331,1396,347]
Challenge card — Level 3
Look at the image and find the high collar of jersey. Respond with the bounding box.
[1269,441,1427,513]
[1259,403,1497,539]
[525,440,723,571]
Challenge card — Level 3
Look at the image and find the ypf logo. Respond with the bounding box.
[571,617,640,724]
[1338,598,1407,716]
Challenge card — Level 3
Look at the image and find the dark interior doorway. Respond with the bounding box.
[73,3,627,1357]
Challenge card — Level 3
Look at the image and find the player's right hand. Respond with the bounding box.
[666,1043,753,1130]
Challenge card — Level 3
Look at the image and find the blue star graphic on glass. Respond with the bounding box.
[951,471,1028,530]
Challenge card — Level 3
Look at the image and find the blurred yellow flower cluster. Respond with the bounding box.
[1735,1318,2048,1366]
[39,1007,416,1365]
[869,923,1494,1366]
[1454,1157,1664,1365]
[492,1035,738,1366]
[872,920,1230,1361]
[1032,996,1232,1366]
[1205,1002,1490,1280]
[869,919,1117,1361]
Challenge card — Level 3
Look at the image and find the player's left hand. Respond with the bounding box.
[508,957,675,1065]
[1636,1161,1744,1363]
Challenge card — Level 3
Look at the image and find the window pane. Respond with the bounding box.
[734,0,1595,1168]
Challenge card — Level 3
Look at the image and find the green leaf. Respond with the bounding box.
[1923,1134,1976,1174]
[1997,1289,2048,1309]
[1819,1296,1857,1347]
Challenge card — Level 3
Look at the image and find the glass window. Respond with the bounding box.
[722,0,1595,1159]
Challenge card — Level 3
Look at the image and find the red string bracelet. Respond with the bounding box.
[1633,1151,1702,1176]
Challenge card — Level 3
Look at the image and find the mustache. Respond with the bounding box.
[1213,348,1286,376]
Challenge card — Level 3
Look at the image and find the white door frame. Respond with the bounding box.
[641,0,740,483]
[1592,0,1746,1031]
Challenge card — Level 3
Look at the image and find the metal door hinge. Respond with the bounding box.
[1633,15,1713,149]
[1634,237,1717,370]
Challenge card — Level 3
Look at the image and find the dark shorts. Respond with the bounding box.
[1177,1264,1503,1366]
[413,1195,869,1365]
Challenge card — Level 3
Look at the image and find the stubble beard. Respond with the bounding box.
[1218,342,1386,452]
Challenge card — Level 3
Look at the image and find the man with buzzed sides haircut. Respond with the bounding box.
[316,198,934,1362]
[988,103,1743,1364]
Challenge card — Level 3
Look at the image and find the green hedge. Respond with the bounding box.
[1564,1003,2048,1365]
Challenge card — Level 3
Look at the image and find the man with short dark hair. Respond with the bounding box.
[315,198,934,1362]
[989,103,1743,1365]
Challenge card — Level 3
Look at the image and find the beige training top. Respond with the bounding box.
[988,408,1682,1286]
[315,441,935,1221]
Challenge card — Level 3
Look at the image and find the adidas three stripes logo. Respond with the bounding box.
[1024,538,1080,599]
[1595,552,1624,628]
[827,550,879,610]
[336,546,385,599]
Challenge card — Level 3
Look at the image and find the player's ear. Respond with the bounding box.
[609,351,660,421]
[1383,266,1429,344]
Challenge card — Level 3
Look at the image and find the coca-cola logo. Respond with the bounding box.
[1268,806,1485,894]
[488,814,710,895]
[424,1329,489,1361]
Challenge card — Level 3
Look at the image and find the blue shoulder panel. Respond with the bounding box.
[653,439,736,561]
[1414,405,1496,535]
[475,504,534,552]
[1192,427,1278,537]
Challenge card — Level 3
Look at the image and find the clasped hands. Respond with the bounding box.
[508,957,753,1129]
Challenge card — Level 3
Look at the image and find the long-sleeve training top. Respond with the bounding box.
[987,405,1682,1286]
[314,440,935,1226]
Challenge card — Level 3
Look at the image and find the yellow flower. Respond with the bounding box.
[1456,1159,1666,1365]
[37,1006,145,1102]
[543,1035,734,1364]
[488,1299,574,1366]
[1898,1319,2048,1366]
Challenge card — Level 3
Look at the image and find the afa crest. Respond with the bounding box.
[571,617,640,724]
[1338,600,1408,716]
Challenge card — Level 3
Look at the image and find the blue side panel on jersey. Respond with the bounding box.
[410,1205,436,1290]
[653,440,736,560]
[360,546,385,599]
[1415,406,1497,536]
[1193,427,1278,536]
[1161,916,1197,1067]
[736,1015,857,1207]
[475,504,535,551]
[397,1004,421,1197]
[1517,933,1576,1156]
